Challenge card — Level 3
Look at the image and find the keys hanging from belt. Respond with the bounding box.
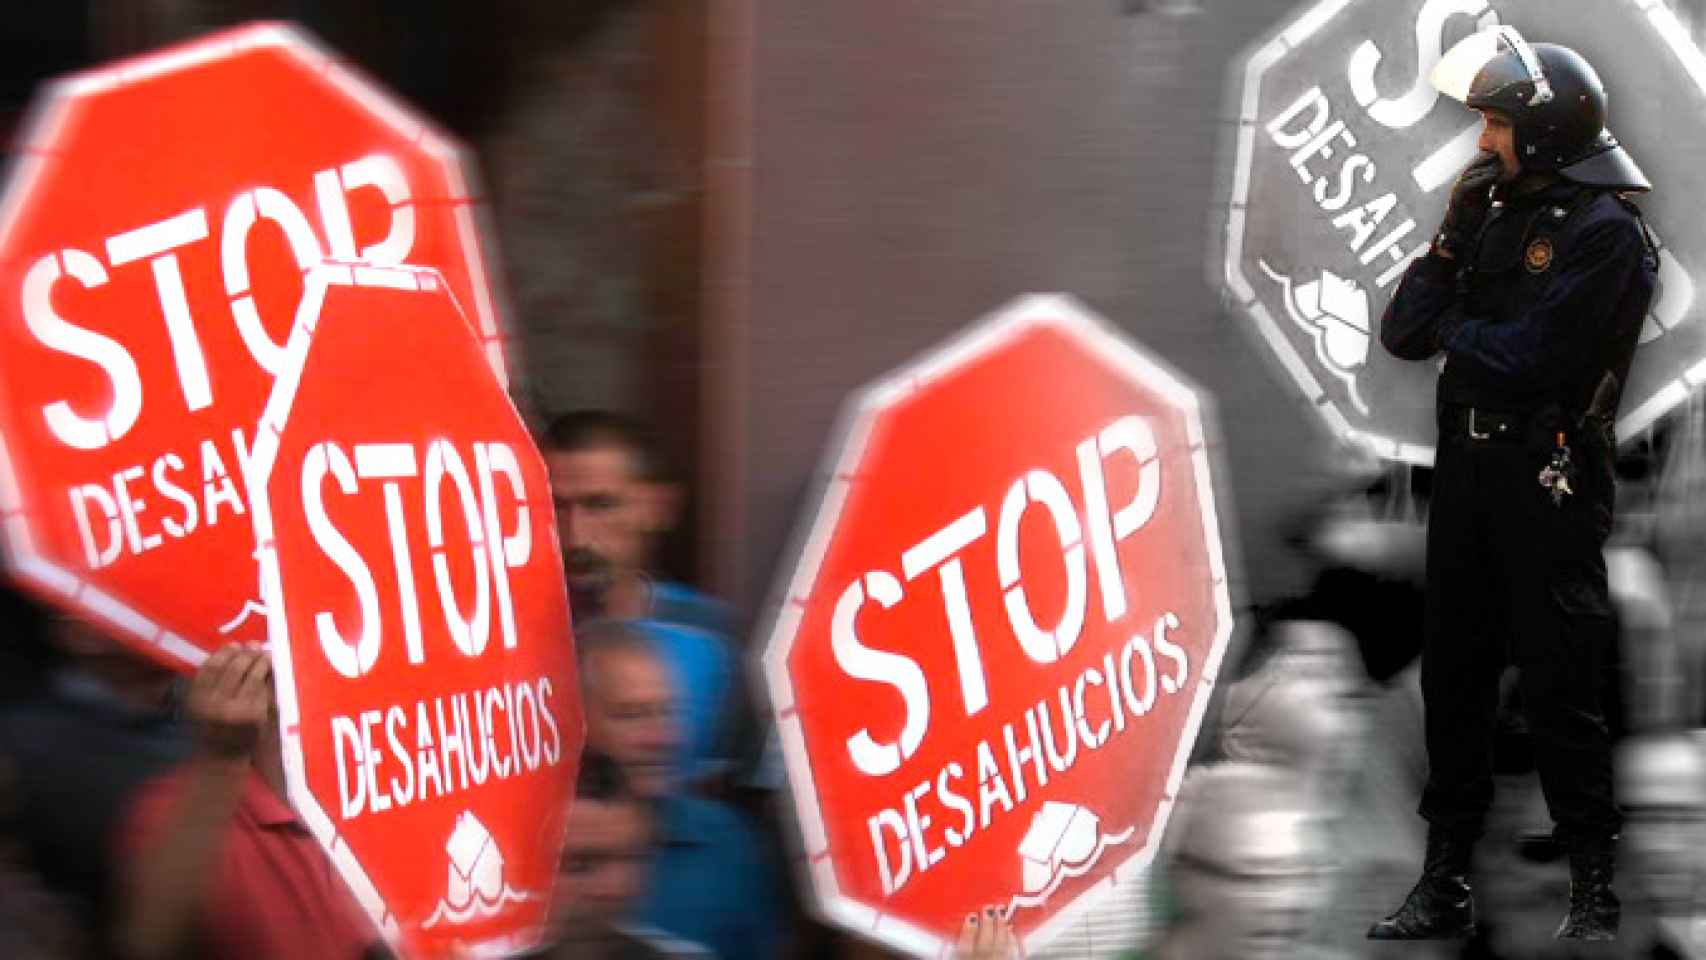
[1538,431,1575,507]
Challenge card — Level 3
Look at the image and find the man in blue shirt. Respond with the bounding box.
[534,750,711,959]
[576,620,785,959]
[543,411,745,780]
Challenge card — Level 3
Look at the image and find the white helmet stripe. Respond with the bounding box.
[1496,26,1554,106]
[1430,25,1553,107]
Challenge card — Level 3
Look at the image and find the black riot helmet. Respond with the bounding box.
[1431,26,1651,192]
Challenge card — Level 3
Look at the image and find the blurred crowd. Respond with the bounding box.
[0,409,1019,960]
[3,392,1706,960]
[5,399,1706,960]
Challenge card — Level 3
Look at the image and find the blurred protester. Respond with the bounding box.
[544,411,746,784]
[117,646,385,960]
[578,620,785,959]
[1216,633,1390,956]
[1619,732,1706,956]
[1272,460,1428,687]
[1611,545,1674,731]
[533,751,710,959]
[0,760,85,959]
[1607,442,1669,734]
[1133,762,1335,960]
[1265,470,1438,889]
[0,588,188,955]
[543,411,729,633]
[1219,630,1361,806]
[1654,395,1706,728]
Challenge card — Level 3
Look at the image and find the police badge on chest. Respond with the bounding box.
[1525,236,1555,273]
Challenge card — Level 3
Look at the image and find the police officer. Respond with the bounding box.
[1370,26,1658,942]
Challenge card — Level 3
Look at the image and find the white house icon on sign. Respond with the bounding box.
[423,810,538,928]
[1009,801,1136,911]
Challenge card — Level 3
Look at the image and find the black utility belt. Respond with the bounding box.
[1439,403,1532,443]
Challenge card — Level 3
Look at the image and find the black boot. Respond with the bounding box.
[1555,835,1619,940]
[1368,831,1478,940]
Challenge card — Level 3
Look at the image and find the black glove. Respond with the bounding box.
[1433,152,1503,258]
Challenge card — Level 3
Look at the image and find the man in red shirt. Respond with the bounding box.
[117,645,386,960]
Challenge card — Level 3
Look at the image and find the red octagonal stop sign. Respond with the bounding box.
[0,22,508,668]
[247,264,576,957]
[761,295,1235,957]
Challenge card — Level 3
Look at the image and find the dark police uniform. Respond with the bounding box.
[1380,176,1658,843]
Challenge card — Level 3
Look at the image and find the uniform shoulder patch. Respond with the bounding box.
[1525,237,1555,274]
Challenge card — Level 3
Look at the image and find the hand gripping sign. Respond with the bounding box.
[1225,0,1706,463]
[760,296,1234,957]
[248,263,578,958]
[0,22,508,667]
